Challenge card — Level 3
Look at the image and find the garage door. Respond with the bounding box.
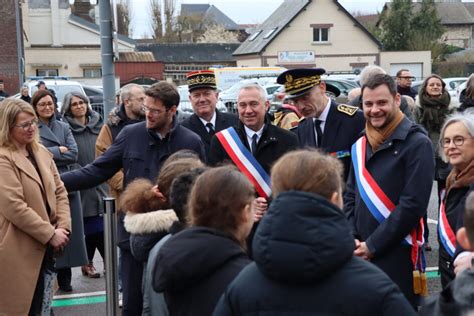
[390,63,423,81]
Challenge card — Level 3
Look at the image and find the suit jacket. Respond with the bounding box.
[208,120,299,174]
[181,111,239,160]
[295,100,365,181]
[0,145,70,315]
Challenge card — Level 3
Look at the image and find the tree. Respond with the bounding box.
[150,0,163,40]
[379,0,413,50]
[407,0,444,52]
[116,0,132,37]
[197,24,239,43]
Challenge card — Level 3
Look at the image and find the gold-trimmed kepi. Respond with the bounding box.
[186,70,217,92]
[277,68,340,99]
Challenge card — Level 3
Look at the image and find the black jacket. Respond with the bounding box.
[420,269,474,316]
[153,227,250,316]
[208,119,298,174]
[294,100,365,181]
[397,85,418,99]
[459,89,474,112]
[107,103,145,141]
[181,111,238,160]
[213,191,415,316]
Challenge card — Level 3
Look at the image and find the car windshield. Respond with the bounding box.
[31,85,84,104]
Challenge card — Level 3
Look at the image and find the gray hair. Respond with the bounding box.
[61,91,91,117]
[439,109,474,162]
[359,65,386,86]
[238,83,268,102]
[120,83,144,102]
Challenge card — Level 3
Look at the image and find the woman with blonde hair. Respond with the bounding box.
[0,99,71,315]
[214,150,415,316]
[154,166,255,316]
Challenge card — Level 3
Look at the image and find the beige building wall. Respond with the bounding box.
[379,51,431,80]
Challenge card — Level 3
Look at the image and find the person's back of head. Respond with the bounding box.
[359,65,386,87]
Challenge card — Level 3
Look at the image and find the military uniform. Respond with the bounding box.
[294,100,365,181]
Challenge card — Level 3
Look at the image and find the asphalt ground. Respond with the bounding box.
[53,183,444,315]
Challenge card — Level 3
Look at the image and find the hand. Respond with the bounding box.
[454,252,474,275]
[49,228,70,252]
[354,241,373,260]
[59,146,69,154]
[253,197,268,222]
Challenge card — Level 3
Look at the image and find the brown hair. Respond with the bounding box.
[188,166,255,247]
[120,157,204,213]
[271,149,343,199]
[421,74,446,97]
[145,81,180,110]
[0,98,40,152]
[31,89,55,109]
[463,191,474,245]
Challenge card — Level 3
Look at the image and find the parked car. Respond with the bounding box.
[177,85,227,120]
[82,85,104,118]
[444,77,468,98]
[23,77,86,110]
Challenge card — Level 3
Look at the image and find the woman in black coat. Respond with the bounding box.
[31,90,88,292]
[153,166,255,316]
[214,150,416,316]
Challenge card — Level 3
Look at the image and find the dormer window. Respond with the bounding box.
[310,24,333,43]
[248,30,262,41]
[264,27,278,39]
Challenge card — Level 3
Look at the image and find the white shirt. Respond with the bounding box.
[313,98,331,145]
[244,125,264,153]
[198,111,217,133]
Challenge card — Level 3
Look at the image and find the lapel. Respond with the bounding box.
[321,102,341,150]
[191,114,212,144]
[39,121,61,146]
[214,111,226,131]
[12,150,44,190]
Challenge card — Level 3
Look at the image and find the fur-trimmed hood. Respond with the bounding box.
[124,209,178,234]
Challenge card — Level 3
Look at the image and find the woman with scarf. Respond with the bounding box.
[417,74,453,251]
[437,111,474,288]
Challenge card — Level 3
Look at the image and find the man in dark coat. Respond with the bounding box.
[61,82,205,316]
[278,68,365,181]
[344,74,435,307]
[396,69,418,99]
[181,70,238,160]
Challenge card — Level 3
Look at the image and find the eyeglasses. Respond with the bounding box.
[142,106,167,115]
[37,101,54,108]
[442,136,472,148]
[71,100,86,107]
[14,119,39,131]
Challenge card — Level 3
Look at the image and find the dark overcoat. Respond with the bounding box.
[343,117,435,306]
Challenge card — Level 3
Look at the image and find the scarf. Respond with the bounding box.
[446,160,474,193]
[366,109,404,152]
[418,88,451,133]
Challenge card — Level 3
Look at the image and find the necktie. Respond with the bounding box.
[315,119,324,147]
[206,123,215,136]
[251,133,258,155]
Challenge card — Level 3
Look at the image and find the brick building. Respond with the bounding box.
[0,0,24,95]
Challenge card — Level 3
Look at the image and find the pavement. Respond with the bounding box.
[52,183,444,315]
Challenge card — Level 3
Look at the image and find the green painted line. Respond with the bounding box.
[426,270,440,279]
[52,295,106,307]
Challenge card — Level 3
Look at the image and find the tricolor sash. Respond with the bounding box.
[351,136,427,296]
[216,127,271,199]
[438,190,456,257]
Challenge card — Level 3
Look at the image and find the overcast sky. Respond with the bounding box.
[131,0,388,38]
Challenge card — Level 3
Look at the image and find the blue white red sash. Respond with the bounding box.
[438,190,456,257]
[216,127,272,199]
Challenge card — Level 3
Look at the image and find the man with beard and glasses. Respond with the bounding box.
[344,74,435,309]
[279,68,365,181]
[61,82,205,316]
[181,70,238,160]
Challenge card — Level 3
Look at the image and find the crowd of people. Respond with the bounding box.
[0,67,472,316]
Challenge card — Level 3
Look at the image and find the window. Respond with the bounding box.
[83,68,102,78]
[248,30,262,41]
[36,69,58,76]
[313,28,329,42]
[264,27,278,39]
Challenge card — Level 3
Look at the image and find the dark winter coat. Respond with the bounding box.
[397,85,418,100]
[420,269,474,316]
[459,89,474,112]
[294,100,365,181]
[153,227,250,316]
[61,118,206,249]
[38,118,88,269]
[344,117,435,306]
[180,110,238,160]
[63,111,108,218]
[213,191,416,316]
[208,119,298,174]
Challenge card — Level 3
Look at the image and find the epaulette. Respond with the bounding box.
[337,104,359,116]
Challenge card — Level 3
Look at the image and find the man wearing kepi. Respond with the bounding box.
[278,68,365,181]
[181,70,238,160]
[344,74,435,308]
[61,82,205,316]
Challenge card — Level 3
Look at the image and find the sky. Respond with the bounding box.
[130,0,388,38]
